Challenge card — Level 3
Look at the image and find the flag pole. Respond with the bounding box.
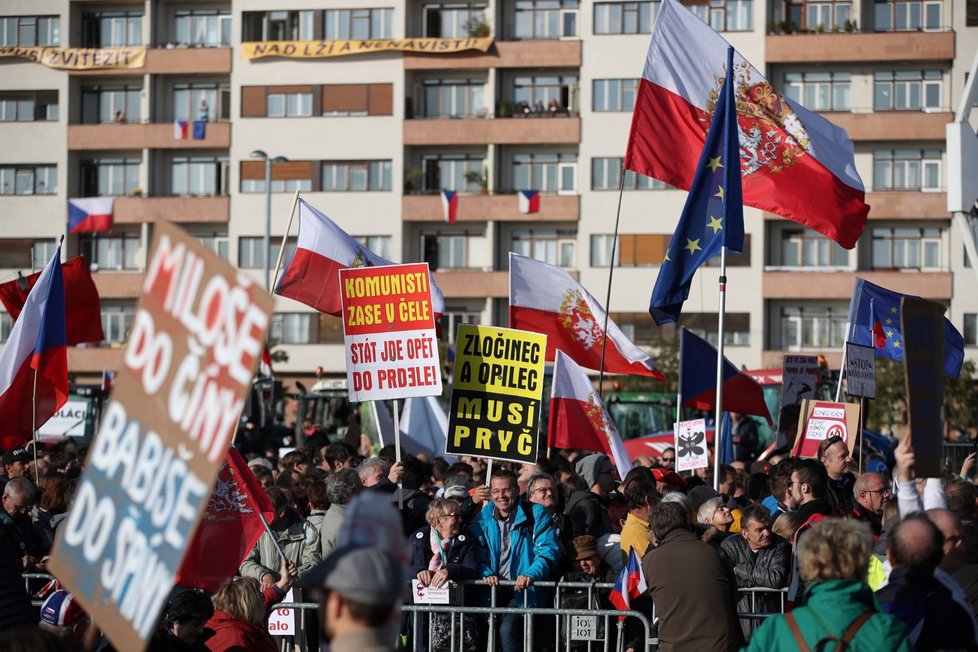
[31,367,39,485]
[597,171,627,399]
[676,328,684,424]
[393,398,403,510]
[712,248,727,491]
[269,190,302,293]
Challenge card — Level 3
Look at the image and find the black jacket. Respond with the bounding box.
[826,473,856,516]
[564,490,610,538]
[719,533,790,589]
[876,567,977,651]
[409,525,481,581]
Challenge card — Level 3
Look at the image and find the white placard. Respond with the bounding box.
[411,580,450,604]
[267,589,295,636]
[674,419,709,471]
[781,355,819,406]
[38,398,90,439]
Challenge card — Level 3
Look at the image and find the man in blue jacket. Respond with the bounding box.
[472,468,560,651]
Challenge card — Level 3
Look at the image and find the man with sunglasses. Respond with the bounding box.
[852,472,890,540]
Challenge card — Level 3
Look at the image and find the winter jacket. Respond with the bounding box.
[564,490,610,538]
[826,473,856,516]
[719,533,790,590]
[317,503,346,558]
[744,580,912,652]
[876,567,977,651]
[471,499,560,607]
[239,512,321,581]
[409,525,481,581]
[204,586,282,652]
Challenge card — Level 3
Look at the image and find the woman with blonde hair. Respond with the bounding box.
[205,557,297,652]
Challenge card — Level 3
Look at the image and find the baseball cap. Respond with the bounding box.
[651,468,687,490]
[302,545,403,606]
[40,590,85,628]
[3,448,29,466]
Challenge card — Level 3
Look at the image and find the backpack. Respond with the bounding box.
[784,610,873,651]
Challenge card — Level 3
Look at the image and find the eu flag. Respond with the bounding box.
[845,277,965,377]
[649,46,744,325]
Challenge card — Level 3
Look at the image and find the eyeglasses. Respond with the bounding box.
[662,457,675,462]
[532,487,554,495]
[440,512,460,520]
[864,488,890,495]
[490,488,516,496]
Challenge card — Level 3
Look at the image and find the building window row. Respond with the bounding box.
[590,233,752,267]
[593,79,638,112]
[241,84,393,118]
[81,85,141,125]
[0,16,60,47]
[874,0,942,31]
[780,228,850,267]
[423,3,489,38]
[594,1,657,33]
[872,149,941,191]
[874,70,942,111]
[241,9,393,42]
[591,158,668,190]
[780,307,847,352]
[782,72,851,112]
[417,79,487,118]
[0,92,58,122]
[511,228,576,267]
[0,165,57,196]
[174,83,230,122]
[240,160,392,193]
[174,9,232,47]
[81,11,142,47]
[80,234,141,272]
[513,0,579,40]
[871,226,941,270]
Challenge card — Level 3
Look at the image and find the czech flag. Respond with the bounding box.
[0,246,68,450]
[67,198,113,234]
[174,119,189,139]
[441,190,458,224]
[518,190,540,214]
[610,547,647,614]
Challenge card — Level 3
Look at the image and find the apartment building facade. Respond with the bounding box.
[1,0,976,389]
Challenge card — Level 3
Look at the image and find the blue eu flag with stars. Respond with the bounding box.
[649,46,744,325]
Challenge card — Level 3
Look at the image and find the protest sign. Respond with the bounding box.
[49,223,273,652]
[340,263,441,402]
[411,580,451,605]
[38,397,92,440]
[447,324,546,464]
[791,400,860,458]
[845,342,875,399]
[902,297,945,477]
[780,355,819,406]
[268,589,296,635]
[674,419,709,471]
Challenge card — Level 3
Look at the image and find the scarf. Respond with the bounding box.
[428,528,451,572]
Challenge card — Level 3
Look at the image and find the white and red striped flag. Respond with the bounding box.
[549,350,632,480]
[441,190,458,224]
[624,0,868,249]
[518,190,540,214]
[509,253,663,379]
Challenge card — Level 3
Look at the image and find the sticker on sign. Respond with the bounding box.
[812,406,845,419]
[571,615,599,640]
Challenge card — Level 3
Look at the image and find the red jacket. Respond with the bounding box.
[205,586,282,652]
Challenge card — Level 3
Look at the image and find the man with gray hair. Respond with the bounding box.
[851,472,890,539]
[319,468,362,557]
[0,476,46,571]
[358,456,403,493]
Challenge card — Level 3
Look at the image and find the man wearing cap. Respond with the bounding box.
[0,447,31,493]
[38,588,92,644]
[565,454,615,538]
[306,545,402,652]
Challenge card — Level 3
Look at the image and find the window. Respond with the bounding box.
[32,240,57,269]
[267,92,313,118]
[80,158,139,197]
[0,16,60,46]
[804,2,852,29]
[874,70,942,111]
[194,232,229,260]
[173,82,229,122]
[592,79,638,112]
[780,307,847,351]
[238,237,297,270]
[591,158,667,190]
[875,0,941,30]
[423,233,468,269]
[80,234,141,271]
[512,153,577,193]
[423,3,488,37]
[590,234,673,267]
[171,157,228,196]
[965,314,977,346]
[81,12,142,47]
[593,1,657,33]
[0,312,11,344]
[353,235,392,259]
[421,79,486,118]
[0,91,58,122]
[101,304,136,344]
[683,313,751,346]
[0,165,57,195]
[271,314,318,344]
[174,9,231,47]
[514,0,578,39]
[81,85,141,124]
[440,307,483,344]
[513,75,577,111]
[873,149,941,191]
[780,228,849,267]
[421,155,484,192]
[511,229,576,267]
[241,11,315,41]
[240,161,312,193]
[322,161,392,191]
[687,0,753,31]
[324,9,393,39]
[871,227,942,269]
[782,72,851,111]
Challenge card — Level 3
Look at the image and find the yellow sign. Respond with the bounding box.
[241,37,493,60]
[0,46,146,70]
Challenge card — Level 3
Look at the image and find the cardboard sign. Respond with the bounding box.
[447,324,546,464]
[792,400,860,458]
[267,589,295,635]
[340,263,441,402]
[50,223,274,652]
[674,419,709,471]
[411,580,450,604]
[902,297,945,477]
[845,342,876,399]
[780,355,819,406]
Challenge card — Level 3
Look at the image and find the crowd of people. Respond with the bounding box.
[1,415,978,652]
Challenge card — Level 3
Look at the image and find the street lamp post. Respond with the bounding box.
[249,149,289,289]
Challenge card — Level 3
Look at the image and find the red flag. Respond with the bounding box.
[549,350,632,480]
[174,448,274,593]
[509,253,664,379]
[0,257,104,346]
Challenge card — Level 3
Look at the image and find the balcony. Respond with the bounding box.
[92,272,143,298]
[404,116,579,145]
[402,194,579,222]
[69,47,231,76]
[766,31,954,63]
[68,347,124,374]
[432,270,509,298]
[404,40,581,70]
[822,111,950,141]
[68,122,230,150]
[764,270,951,299]
[114,196,229,224]
[865,191,947,219]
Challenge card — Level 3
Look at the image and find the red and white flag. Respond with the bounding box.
[549,350,632,480]
[509,253,663,379]
[276,199,445,316]
[518,190,540,214]
[175,448,274,593]
[173,120,189,140]
[624,0,868,249]
[441,190,458,224]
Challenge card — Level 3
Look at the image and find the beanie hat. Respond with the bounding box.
[575,454,609,489]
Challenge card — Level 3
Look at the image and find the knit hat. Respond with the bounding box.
[575,454,610,489]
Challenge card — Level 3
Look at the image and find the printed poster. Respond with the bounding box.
[674,419,709,471]
[791,400,860,459]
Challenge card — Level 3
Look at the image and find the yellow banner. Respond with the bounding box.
[241,37,493,60]
[0,46,146,70]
